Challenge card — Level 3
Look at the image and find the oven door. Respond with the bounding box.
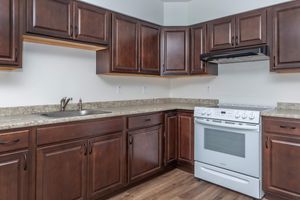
[194,117,260,178]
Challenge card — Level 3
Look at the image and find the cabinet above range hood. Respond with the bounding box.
[200,45,269,64]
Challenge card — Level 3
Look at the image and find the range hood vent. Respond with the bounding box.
[200,45,269,64]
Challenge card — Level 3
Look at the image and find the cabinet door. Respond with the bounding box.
[208,16,235,51]
[0,151,28,200]
[191,24,206,74]
[161,28,190,75]
[178,112,194,165]
[128,126,162,182]
[140,23,160,75]
[112,14,139,73]
[74,2,110,44]
[26,0,73,39]
[164,112,177,165]
[36,141,87,200]
[272,1,300,70]
[263,134,300,199]
[87,132,125,200]
[0,0,20,67]
[236,9,267,47]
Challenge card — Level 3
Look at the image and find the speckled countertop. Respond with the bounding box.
[0,98,218,131]
[261,102,300,119]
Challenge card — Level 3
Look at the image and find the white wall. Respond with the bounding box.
[164,2,189,26]
[170,61,300,107]
[0,43,170,107]
[82,0,164,25]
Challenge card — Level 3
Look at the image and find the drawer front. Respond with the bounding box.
[0,130,29,153]
[37,117,124,146]
[128,113,163,129]
[263,117,300,137]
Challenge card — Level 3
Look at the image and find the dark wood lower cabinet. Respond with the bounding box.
[0,151,29,200]
[128,125,162,183]
[164,112,178,165]
[36,140,87,200]
[263,117,300,200]
[177,112,194,167]
[87,132,125,200]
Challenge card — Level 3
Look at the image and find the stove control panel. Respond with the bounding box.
[194,107,261,124]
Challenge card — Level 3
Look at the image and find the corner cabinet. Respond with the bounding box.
[161,28,190,75]
[0,0,22,68]
[208,9,267,51]
[271,1,300,71]
[263,117,300,200]
[26,0,110,45]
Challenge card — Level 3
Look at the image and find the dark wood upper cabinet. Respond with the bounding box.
[236,9,267,47]
[161,28,190,75]
[26,0,73,39]
[191,23,206,74]
[36,140,87,200]
[74,1,110,44]
[177,112,194,165]
[0,151,29,200]
[111,14,139,73]
[0,0,21,67]
[271,1,300,71]
[139,23,160,75]
[164,112,178,165]
[87,132,125,200]
[208,16,235,51]
[128,125,162,183]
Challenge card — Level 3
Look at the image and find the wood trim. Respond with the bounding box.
[23,35,107,51]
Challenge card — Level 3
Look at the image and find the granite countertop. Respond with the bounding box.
[0,101,214,131]
[261,102,300,119]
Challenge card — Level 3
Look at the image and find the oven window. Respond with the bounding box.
[204,128,245,158]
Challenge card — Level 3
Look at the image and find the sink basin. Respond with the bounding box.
[40,110,112,118]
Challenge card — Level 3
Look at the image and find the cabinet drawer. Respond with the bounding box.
[128,113,163,129]
[263,117,300,137]
[0,130,29,153]
[37,117,124,146]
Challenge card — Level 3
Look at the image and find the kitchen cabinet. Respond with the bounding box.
[0,129,30,200]
[271,1,300,71]
[26,0,110,45]
[190,23,206,74]
[140,23,160,75]
[87,132,125,200]
[0,0,21,68]
[208,9,267,51]
[164,112,178,165]
[128,125,162,183]
[97,14,160,75]
[111,14,139,73]
[36,117,125,200]
[36,140,87,200]
[263,117,300,200]
[161,28,190,75]
[177,112,194,168]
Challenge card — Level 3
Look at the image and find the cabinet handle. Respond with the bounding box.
[75,26,79,37]
[235,36,239,45]
[15,48,18,62]
[89,141,93,155]
[0,139,20,145]
[129,136,133,145]
[265,137,269,149]
[280,125,296,130]
[23,153,27,171]
[70,25,73,36]
[145,118,151,122]
[83,143,88,156]
[231,36,235,46]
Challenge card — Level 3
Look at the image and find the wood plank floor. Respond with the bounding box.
[109,169,254,200]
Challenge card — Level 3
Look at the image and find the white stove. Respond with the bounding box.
[194,105,270,199]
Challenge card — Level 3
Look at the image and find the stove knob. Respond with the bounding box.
[242,113,247,119]
[249,113,255,120]
[235,113,241,119]
[207,111,212,116]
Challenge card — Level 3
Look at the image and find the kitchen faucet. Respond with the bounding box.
[60,97,73,111]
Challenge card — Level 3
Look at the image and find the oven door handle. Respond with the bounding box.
[195,119,259,131]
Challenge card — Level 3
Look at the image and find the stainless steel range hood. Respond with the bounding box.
[200,45,269,64]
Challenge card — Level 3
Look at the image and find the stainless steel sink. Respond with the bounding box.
[40,109,112,118]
